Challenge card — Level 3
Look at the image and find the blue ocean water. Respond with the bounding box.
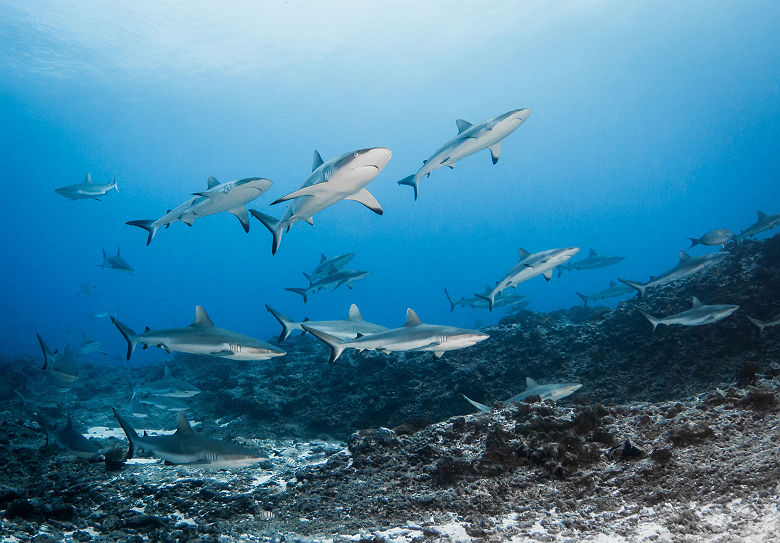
[0,1,778,363]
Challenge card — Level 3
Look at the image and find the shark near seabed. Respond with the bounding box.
[54,173,118,201]
[462,377,583,412]
[113,409,266,467]
[303,308,489,363]
[576,280,634,306]
[251,148,391,254]
[99,247,134,274]
[638,297,739,332]
[556,248,624,277]
[738,210,780,239]
[477,247,580,311]
[266,304,388,342]
[397,108,532,199]
[133,366,201,398]
[285,269,370,303]
[746,315,780,334]
[618,250,728,298]
[36,414,99,457]
[444,287,525,312]
[127,176,273,245]
[111,306,286,361]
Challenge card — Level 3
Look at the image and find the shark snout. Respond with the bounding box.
[353,147,392,171]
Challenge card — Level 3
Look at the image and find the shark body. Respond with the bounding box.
[285,269,370,303]
[133,366,201,398]
[638,297,739,331]
[462,377,583,412]
[738,210,780,239]
[576,280,634,306]
[618,251,728,298]
[266,304,388,342]
[310,253,355,283]
[100,247,134,274]
[37,414,99,457]
[747,315,780,334]
[444,287,525,312]
[557,249,624,276]
[55,173,118,201]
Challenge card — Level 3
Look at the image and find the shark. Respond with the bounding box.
[746,315,780,335]
[250,148,391,254]
[35,334,80,386]
[302,308,489,363]
[738,210,780,239]
[128,177,272,245]
[285,269,370,303]
[397,108,531,199]
[688,228,734,248]
[557,248,624,276]
[135,395,189,412]
[133,366,201,398]
[476,247,580,311]
[266,304,388,342]
[111,306,286,361]
[36,414,100,457]
[113,409,267,467]
[54,173,118,201]
[75,284,97,297]
[576,280,634,306]
[310,253,355,283]
[462,377,583,412]
[637,297,739,331]
[99,247,134,274]
[618,251,728,298]
[444,287,525,312]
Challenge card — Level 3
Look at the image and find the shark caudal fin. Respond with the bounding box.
[110,317,139,360]
[249,209,284,255]
[444,288,457,312]
[397,175,419,200]
[265,305,301,342]
[461,393,491,413]
[36,333,54,369]
[126,220,159,246]
[618,278,645,298]
[301,325,345,363]
[576,292,589,306]
[112,408,139,459]
[637,309,661,332]
[746,316,767,335]
[112,175,119,192]
[474,293,495,311]
[284,288,309,304]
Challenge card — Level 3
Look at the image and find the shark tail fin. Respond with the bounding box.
[461,393,491,413]
[397,175,419,200]
[474,293,494,311]
[36,333,53,369]
[265,305,300,342]
[746,316,766,335]
[637,309,661,332]
[126,219,159,246]
[113,408,138,459]
[285,288,309,304]
[113,175,119,192]
[617,278,645,298]
[301,325,345,363]
[249,209,284,255]
[444,288,456,312]
[576,292,589,306]
[110,317,139,360]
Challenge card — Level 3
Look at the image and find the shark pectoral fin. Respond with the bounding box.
[229,206,250,233]
[344,188,383,215]
[302,216,314,225]
[543,269,553,281]
[271,184,324,204]
[181,216,195,226]
[157,344,170,353]
[488,141,501,164]
[433,351,445,358]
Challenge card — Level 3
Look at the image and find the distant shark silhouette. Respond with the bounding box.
[55,173,118,201]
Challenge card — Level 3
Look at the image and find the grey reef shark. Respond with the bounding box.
[132,366,201,398]
[397,108,531,199]
[557,248,624,276]
[638,297,739,332]
[303,308,489,363]
[444,287,525,312]
[99,247,134,274]
[54,173,118,201]
[618,251,728,298]
[111,305,286,361]
[738,210,780,239]
[746,315,780,335]
[251,148,391,254]
[36,414,99,458]
[266,303,388,342]
[462,377,583,412]
[113,409,266,468]
[128,176,272,245]
[576,280,634,306]
[476,247,580,311]
[285,269,370,303]
[310,253,355,283]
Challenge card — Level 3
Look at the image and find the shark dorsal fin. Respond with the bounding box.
[526,377,539,389]
[320,254,327,263]
[193,306,215,327]
[691,296,703,308]
[347,304,363,321]
[757,210,767,219]
[176,413,194,434]
[518,248,531,260]
[163,366,171,379]
[116,247,121,257]
[405,308,422,326]
[312,150,324,171]
[456,119,472,133]
[207,176,219,189]
[589,248,597,257]
[679,251,691,262]
[84,173,93,184]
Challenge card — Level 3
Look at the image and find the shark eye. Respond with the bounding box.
[353,152,359,158]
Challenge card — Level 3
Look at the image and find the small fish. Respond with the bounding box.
[688,228,734,248]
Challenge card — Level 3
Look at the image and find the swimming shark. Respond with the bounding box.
[557,248,624,276]
[397,108,531,199]
[746,315,780,335]
[35,333,79,385]
[266,304,388,342]
[576,280,634,306]
[285,270,370,303]
[36,414,100,457]
[637,297,739,332]
[688,228,734,248]
[618,251,728,298]
[476,247,580,311]
[113,409,266,467]
[111,306,286,361]
[54,173,118,201]
[251,148,391,254]
[135,395,189,412]
[74,335,105,357]
[303,308,489,363]
[444,287,525,312]
[128,177,272,245]
[462,377,583,412]
[738,210,780,239]
[133,366,201,398]
[310,253,355,283]
[99,247,134,274]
